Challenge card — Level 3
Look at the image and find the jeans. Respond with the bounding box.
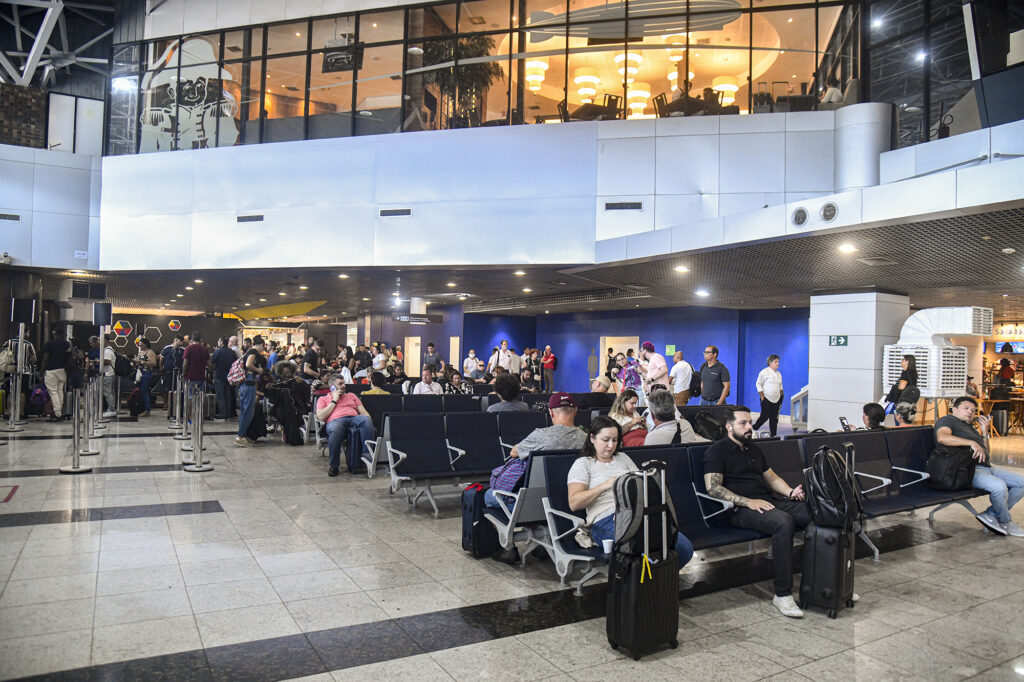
[973,465,1024,525]
[730,497,810,597]
[44,368,67,417]
[753,396,782,437]
[214,378,230,419]
[326,415,374,469]
[700,397,718,406]
[590,514,694,568]
[102,375,116,412]
[138,369,153,412]
[237,380,256,437]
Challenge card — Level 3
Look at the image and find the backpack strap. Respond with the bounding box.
[670,422,682,446]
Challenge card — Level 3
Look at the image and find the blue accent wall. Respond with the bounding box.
[462,314,538,364]
[531,306,809,415]
[372,304,464,365]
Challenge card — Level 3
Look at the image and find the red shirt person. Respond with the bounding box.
[181,331,211,384]
[541,345,557,392]
[315,373,376,477]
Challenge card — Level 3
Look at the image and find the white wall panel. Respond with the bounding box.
[991,119,1024,158]
[718,193,770,216]
[47,94,76,153]
[654,134,719,195]
[861,172,957,224]
[597,137,656,196]
[786,110,834,132]
[287,0,323,19]
[100,214,192,270]
[719,132,785,193]
[0,160,34,211]
[595,236,627,263]
[30,213,90,268]
[0,210,32,264]
[597,118,655,139]
[248,0,288,24]
[653,194,718,229]
[914,128,989,176]
[216,0,250,28]
[722,204,786,244]
[671,216,723,252]
[879,145,915,184]
[148,0,185,38]
[32,165,92,216]
[955,156,1024,209]
[101,152,196,217]
[183,0,218,35]
[594,196,654,240]
[655,115,720,137]
[806,367,878,403]
[75,99,105,157]
[720,112,786,134]
[785,130,834,193]
[626,228,671,260]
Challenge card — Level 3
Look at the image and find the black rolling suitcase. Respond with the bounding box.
[461,484,499,559]
[799,523,855,618]
[606,460,679,660]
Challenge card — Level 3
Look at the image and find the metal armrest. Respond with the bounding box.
[892,465,930,488]
[490,488,519,521]
[854,470,892,494]
[446,441,465,468]
[499,441,515,460]
[543,502,586,543]
[386,443,407,470]
[694,488,734,519]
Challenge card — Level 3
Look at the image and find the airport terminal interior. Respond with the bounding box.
[1,0,1024,679]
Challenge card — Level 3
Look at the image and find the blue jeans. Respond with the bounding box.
[973,465,1024,525]
[590,514,694,568]
[237,380,256,437]
[214,378,230,419]
[139,370,153,412]
[326,415,374,469]
[700,398,718,406]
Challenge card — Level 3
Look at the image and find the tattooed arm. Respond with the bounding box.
[704,473,775,513]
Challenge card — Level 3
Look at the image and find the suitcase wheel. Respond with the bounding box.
[608,638,617,650]
[669,639,678,649]
[632,653,641,661]
[846,599,855,608]
[827,609,837,619]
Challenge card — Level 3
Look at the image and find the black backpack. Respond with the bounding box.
[127,388,145,416]
[114,353,132,377]
[924,447,976,490]
[804,445,861,530]
[691,412,725,441]
[688,363,701,397]
[612,461,677,556]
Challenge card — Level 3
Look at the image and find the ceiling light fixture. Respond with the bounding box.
[338,273,349,279]
[838,243,857,253]
[674,265,689,273]
[259,298,267,302]
[458,295,467,301]
[787,17,793,22]
[278,292,287,296]
[695,289,710,297]
[185,286,193,290]
[513,271,526,276]
[394,296,401,305]
[545,310,549,314]
[244,303,251,306]
[176,293,183,297]
[1002,247,1016,254]
[299,285,308,290]
[407,46,424,55]
[194,279,203,284]
[871,18,882,28]
[362,297,370,301]
[522,288,532,293]
[446,282,456,287]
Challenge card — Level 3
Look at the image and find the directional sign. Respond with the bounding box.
[829,335,849,347]
[665,345,676,355]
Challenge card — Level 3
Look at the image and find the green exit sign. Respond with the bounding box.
[829,335,849,347]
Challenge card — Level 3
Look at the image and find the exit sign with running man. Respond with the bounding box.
[829,335,849,346]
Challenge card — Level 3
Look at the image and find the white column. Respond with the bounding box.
[808,292,909,430]
[834,103,891,191]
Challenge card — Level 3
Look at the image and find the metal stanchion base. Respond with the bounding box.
[183,462,214,472]
[181,454,210,465]
[59,464,92,474]
[14,419,26,425]
[180,444,206,452]
[173,433,191,441]
[0,426,24,433]
[79,449,100,456]
[168,423,182,430]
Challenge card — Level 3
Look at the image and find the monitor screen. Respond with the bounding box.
[992,341,1024,353]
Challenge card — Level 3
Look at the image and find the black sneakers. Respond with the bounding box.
[328,467,340,477]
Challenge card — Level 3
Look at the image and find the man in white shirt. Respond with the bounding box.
[413,367,443,395]
[753,354,784,437]
[644,389,708,446]
[463,350,478,376]
[669,351,693,406]
[93,334,118,417]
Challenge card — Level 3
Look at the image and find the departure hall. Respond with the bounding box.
[1,0,1024,679]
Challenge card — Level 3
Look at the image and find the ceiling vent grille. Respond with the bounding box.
[605,202,642,211]
[856,256,899,266]
[465,288,649,312]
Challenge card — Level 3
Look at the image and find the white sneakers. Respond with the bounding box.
[772,594,804,618]
[977,511,1007,535]
[102,411,117,418]
[1002,521,1024,537]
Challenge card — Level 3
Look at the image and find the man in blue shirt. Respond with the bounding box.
[160,336,184,394]
[210,336,237,420]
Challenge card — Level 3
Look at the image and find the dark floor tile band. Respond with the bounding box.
[0,500,223,527]
[0,464,184,479]
[13,522,949,682]
[0,429,237,442]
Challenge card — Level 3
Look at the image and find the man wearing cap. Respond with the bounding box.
[484,392,587,507]
[639,341,668,395]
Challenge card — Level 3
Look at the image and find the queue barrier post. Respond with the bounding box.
[173,376,192,441]
[88,377,105,438]
[59,388,92,474]
[183,383,211,471]
[168,370,182,430]
[1,323,27,433]
[78,378,100,457]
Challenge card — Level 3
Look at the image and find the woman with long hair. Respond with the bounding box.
[567,416,693,567]
[609,389,647,446]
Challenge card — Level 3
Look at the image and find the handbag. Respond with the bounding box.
[0,346,15,374]
[489,456,527,493]
[924,448,976,491]
[884,382,901,404]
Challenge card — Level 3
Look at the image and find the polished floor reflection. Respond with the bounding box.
[0,419,1022,680]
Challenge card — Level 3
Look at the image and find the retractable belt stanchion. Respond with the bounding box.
[183,383,211,471]
[173,375,191,441]
[78,378,100,457]
[97,328,110,425]
[87,376,104,438]
[60,389,91,474]
[1,323,27,434]
[168,370,182,430]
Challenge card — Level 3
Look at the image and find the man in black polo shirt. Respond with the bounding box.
[703,406,808,618]
[302,338,322,383]
[698,345,731,406]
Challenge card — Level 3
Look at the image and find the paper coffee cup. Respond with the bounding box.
[602,539,613,554]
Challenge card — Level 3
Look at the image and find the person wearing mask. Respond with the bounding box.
[668,351,693,406]
[862,402,886,430]
[752,354,784,437]
[210,336,236,421]
[698,346,731,406]
[463,350,478,376]
[235,336,266,447]
[422,343,444,373]
[704,407,810,617]
[134,338,158,417]
[644,388,708,446]
[413,367,443,395]
[541,345,557,392]
[638,341,668,395]
[569,416,694,570]
[487,373,529,412]
[316,373,375,477]
[935,396,1024,536]
[181,330,210,395]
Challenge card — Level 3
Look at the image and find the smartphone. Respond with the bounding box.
[839,416,851,432]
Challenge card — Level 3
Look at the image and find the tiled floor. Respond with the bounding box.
[1,415,1023,681]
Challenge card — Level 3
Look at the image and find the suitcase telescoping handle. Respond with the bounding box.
[639,460,669,562]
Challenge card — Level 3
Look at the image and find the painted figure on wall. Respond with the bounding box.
[140,36,239,152]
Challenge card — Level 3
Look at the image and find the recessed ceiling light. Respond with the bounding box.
[338,273,349,279]
[194,279,203,284]
[425,301,431,305]
[446,282,456,287]
[838,243,857,253]
[176,293,183,297]
[295,32,302,36]
[787,17,793,22]
[1003,294,1009,297]
[278,292,287,296]
[185,286,193,290]
[871,18,882,28]
[458,295,467,301]
[522,288,532,293]
[695,289,710,297]
[372,22,377,27]
[674,265,689,273]
[299,285,308,290]
[545,310,549,314]
[513,270,526,276]
[362,297,370,301]
[244,303,251,306]
[791,74,797,78]
[982,236,991,240]
[1002,247,1016,254]
[259,298,266,302]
